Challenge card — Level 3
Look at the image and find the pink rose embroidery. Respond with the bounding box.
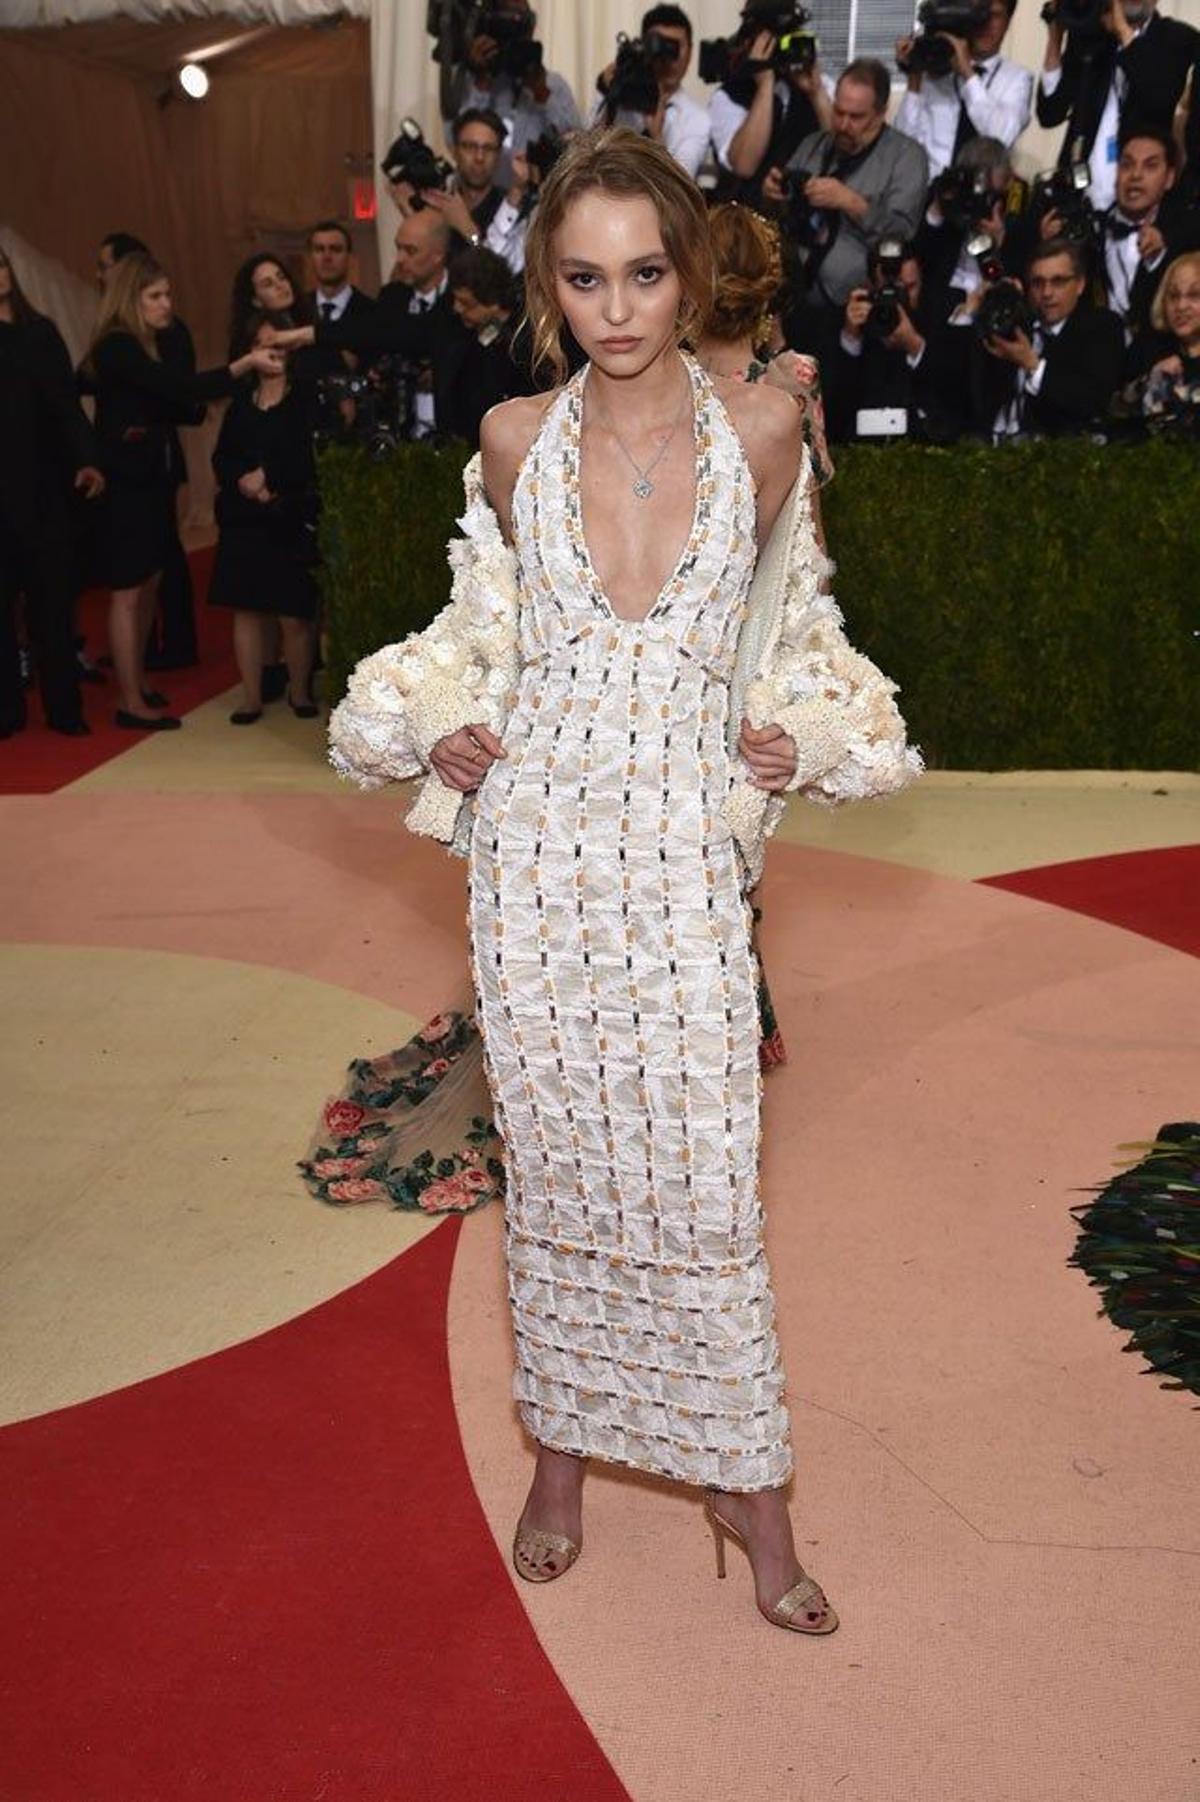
[312,1156,371,1179]
[422,1013,454,1042]
[324,1099,367,1138]
[459,1167,490,1191]
[418,1175,477,1213]
[420,1058,452,1079]
[327,1177,387,1203]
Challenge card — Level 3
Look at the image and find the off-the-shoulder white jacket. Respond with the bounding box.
[329,448,922,885]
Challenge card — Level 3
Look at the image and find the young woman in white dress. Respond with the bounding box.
[331,129,919,1634]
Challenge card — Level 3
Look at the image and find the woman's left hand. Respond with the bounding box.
[739,719,797,791]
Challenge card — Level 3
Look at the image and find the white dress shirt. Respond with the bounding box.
[315,284,353,323]
[709,73,835,172]
[894,54,1033,179]
[992,315,1064,439]
[588,86,713,177]
[407,273,448,438]
[1038,18,1149,212]
[1102,206,1166,329]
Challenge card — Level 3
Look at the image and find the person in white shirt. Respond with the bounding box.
[1035,0,1200,214]
[894,0,1032,179]
[592,5,713,179]
[417,108,536,277]
[709,8,834,204]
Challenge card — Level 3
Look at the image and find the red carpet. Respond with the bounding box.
[0,548,236,796]
[984,844,1200,959]
[0,1219,630,1802]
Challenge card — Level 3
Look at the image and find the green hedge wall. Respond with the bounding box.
[319,436,1199,769]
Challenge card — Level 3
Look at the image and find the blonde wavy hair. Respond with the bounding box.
[522,127,715,385]
[1151,250,1200,334]
[86,251,166,371]
[703,203,782,346]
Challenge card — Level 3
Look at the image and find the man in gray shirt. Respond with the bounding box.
[764,59,929,356]
[444,1,581,189]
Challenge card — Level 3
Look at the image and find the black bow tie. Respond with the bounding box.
[1107,216,1139,240]
[972,61,986,75]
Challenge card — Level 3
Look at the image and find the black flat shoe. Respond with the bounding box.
[141,688,170,709]
[114,709,182,731]
[288,694,319,719]
[51,721,92,737]
[229,708,262,726]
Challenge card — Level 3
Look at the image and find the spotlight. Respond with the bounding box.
[178,62,210,99]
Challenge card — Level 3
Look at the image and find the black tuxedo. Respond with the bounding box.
[1098,193,1200,339]
[958,301,1125,436]
[915,206,1038,325]
[828,304,962,443]
[307,287,377,377]
[317,282,478,440]
[1036,12,1200,170]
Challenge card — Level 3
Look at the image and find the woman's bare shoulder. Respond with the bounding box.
[711,372,803,491]
[479,391,560,531]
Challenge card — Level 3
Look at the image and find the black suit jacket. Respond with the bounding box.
[1098,192,1200,339]
[829,303,962,443]
[306,287,378,377]
[968,302,1126,436]
[1036,13,1200,166]
[317,283,477,439]
[0,314,98,539]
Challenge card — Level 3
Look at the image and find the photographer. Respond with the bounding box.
[708,1,833,206]
[442,1,580,189]
[764,61,929,358]
[916,137,1037,317]
[593,7,713,178]
[1036,0,1200,213]
[955,237,1125,436]
[445,246,534,443]
[411,113,540,277]
[894,0,1032,179]
[1095,126,1200,344]
[1114,250,1200,433]
[830,240,961,441]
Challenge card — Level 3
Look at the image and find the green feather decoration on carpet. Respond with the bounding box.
[1070,1123,1200,1402]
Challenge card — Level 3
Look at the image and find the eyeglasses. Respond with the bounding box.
[1028,274,1075,290]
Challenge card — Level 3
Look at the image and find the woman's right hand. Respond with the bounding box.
[429,723,507,792]
[1152,353,1184,380]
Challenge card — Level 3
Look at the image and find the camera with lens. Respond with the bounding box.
[600,30,678,118]
[382,118,455,204]
[1030,161,1098,245]
[932,163,1000,233]
[777,166,824,246]
[863,238,909,340]
[525,124,565,181]
[1038,0,1110,40]
[474,6,543,81]
[699,2,818,85]
[897,0,991,79]
[974,276,1035,341]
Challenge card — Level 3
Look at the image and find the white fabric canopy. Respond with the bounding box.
[6,0,366,22]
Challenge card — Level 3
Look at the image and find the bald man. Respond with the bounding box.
[292,202,470,438]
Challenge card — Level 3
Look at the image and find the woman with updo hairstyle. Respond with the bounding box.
[696,202,833,500]
[328,126,919,1636]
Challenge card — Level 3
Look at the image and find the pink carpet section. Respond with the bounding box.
[0,1219,631,1802]
[0,549,236,796]
[984,844,1199,959]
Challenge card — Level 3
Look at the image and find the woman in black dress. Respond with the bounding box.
[84,253,281,729]
[208,312,320,724]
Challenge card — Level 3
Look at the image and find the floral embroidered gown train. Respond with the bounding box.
[463,353,792,1490]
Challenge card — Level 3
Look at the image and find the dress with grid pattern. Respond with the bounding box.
[467,353,793,1492]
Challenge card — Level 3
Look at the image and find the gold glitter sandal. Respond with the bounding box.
[703,1491,839,1635]
[511,1521,582,1584]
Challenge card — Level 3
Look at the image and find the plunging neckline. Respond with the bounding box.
[567,353,707,628]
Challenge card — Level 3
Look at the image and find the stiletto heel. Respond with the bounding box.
[704,1492,728,1578]
[702,1489,839,1636]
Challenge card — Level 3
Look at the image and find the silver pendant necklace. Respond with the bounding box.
[589,367,692,499]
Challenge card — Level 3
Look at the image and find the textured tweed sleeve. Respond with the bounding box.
[749,494,922,807]
[327,454,520,792]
